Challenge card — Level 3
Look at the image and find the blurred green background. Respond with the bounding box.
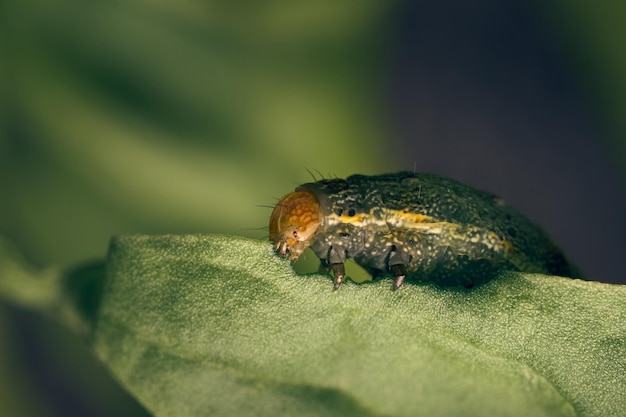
[1,1,625,416]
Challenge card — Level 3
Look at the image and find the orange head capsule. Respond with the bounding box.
[269,191,321,261]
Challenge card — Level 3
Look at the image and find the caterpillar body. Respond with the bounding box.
[269,172,577,290]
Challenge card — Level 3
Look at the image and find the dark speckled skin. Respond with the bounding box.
[297,172,577,287]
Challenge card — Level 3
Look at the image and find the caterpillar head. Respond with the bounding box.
[269,191,321,261]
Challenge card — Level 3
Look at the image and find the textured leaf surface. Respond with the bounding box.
[95,234,626,417]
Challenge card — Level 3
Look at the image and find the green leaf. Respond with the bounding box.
[92,234,625,417]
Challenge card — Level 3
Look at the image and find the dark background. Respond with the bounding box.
[387,1,626,285]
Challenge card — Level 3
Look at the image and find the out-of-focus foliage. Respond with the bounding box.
[0,1,396,416]
[0,0,395,267]
[538,1,626,177]
[0,234,154,417]
[0,307,48,417]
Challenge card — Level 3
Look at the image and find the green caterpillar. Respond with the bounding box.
[269,172,577,290]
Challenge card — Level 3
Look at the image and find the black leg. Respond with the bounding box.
[387,247,410,291]
[331,263,345,290]
[390,264,407,291]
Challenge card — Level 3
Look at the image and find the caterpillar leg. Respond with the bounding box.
[331,263,346,290]
[388,249,410,291]
[326,247,348,290]
[390,264,407,291]
[318,249,347,290]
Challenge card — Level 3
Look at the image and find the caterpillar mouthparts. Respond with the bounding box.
[269,191,321,261]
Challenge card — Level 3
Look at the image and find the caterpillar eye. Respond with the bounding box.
[269,191,321,261]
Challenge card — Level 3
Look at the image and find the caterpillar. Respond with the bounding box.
[269,172,577,290]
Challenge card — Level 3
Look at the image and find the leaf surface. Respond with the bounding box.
[94,234,626,417]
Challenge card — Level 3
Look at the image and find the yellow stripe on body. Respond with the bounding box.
[326,207,513,254]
